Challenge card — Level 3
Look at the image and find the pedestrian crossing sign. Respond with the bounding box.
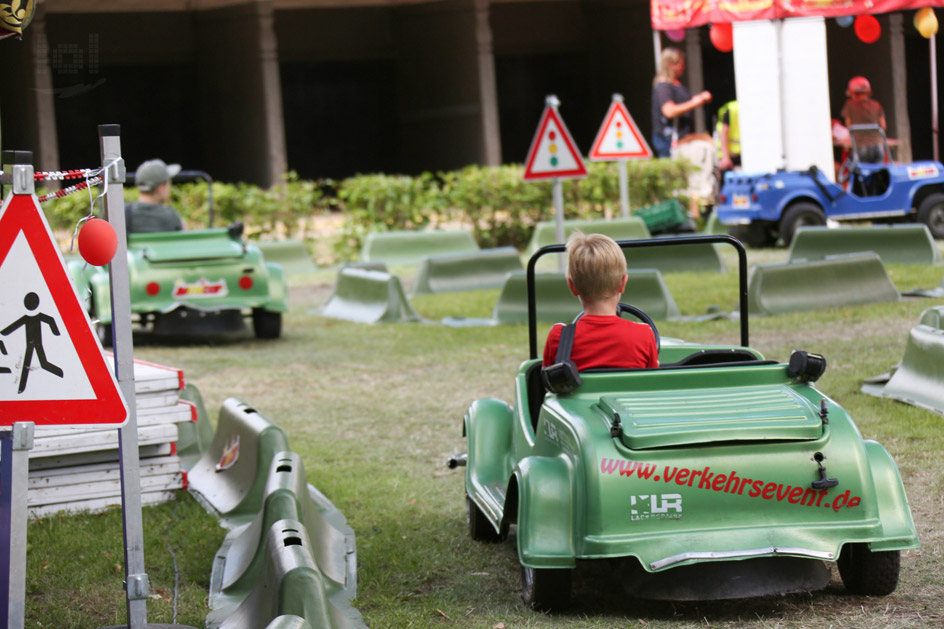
[0,192,127,426]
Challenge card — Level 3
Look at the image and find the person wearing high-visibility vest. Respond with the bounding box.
[715,100,740,172]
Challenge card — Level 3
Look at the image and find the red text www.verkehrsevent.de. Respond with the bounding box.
[600,458,862,511]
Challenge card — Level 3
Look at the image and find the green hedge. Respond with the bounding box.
[41,159,693,263]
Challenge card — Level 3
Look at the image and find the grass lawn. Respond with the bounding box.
[26,244,944,628]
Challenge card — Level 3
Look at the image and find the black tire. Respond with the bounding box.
[917,192,944,238]
[252,308,282,339]
[837,543,900,596]
[779,202,826,246]
[466,496,503,542]
[728,223,777,248]
[521,564,572,611]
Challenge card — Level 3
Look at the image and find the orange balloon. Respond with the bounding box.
[916,7,939,39]
[709,23,733,53]
[854,15,881,44]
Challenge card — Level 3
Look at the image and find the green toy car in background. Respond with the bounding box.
[459,235,919,611]
[68,222,287,345]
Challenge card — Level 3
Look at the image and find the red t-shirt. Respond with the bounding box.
[542,315,659,370]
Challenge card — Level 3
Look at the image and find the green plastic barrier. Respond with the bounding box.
[187,398,291,526]
[255,239,318,274]
[177,384,215,471]
[702,210,729,236]
[748,252,900,316]
[208,451,361,628]
[861,306,944,415]
[320,267,419,323]
[526,217,651,254]
[410,247,524,295]
[787,225,943,266]
[493,269,680,324]
[360,229,478,266]
[625,238,726,273]
[265,617,311,629]
[216,519,366,629]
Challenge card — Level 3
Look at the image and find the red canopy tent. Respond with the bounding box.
[652,0,944,30]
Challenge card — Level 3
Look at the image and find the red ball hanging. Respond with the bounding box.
[78,218,118,266]
[709,24,733,53]
[854,15,881,44]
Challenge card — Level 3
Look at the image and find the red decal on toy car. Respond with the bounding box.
[172,278,229,299]
[600,458,861,511]
[907,164,939,179]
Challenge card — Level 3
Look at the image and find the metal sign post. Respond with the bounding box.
[552,178,565,272]
[618,160,630,218]
[98,125,150,628]
[0,422,33,629]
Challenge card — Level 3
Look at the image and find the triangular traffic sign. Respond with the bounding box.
[523,102,588,181]
[590,95,652,161]
[0,193,127,426]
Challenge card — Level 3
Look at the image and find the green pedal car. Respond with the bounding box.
[69,222,287,345]
[459,235,918,611]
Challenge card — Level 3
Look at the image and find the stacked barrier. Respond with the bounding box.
[189,399,364,628]
[787,225,943,266]
[255,240,318,275]
[526,217,650,254]
[625,239,725,274]
[748,252,900,316]
[320,267,420,323]
[702,210,729,236]
[861,306,944,415]
[410,247,524,295]
[493,270,680,324]
[360,229,478,266]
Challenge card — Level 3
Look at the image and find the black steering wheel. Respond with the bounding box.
[617,302,660,353]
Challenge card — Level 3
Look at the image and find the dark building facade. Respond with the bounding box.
[0,0,939,186]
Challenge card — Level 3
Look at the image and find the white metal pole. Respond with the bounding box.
[553,178,565,271]
[98,125,149,628]
[932,34,939,162]
[618,160,630,217]
[0,422,33,629]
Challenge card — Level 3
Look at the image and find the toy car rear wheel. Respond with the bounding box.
[917,192,944,238]
[837,543,900,596]
[252,308,282,339]
[779,202,826,246]
[521,564,571,611]
[466,496,503,542]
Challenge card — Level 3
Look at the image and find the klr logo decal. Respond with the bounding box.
[631,493,682,521]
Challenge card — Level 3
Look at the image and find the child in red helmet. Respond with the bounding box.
[841,76,887,163]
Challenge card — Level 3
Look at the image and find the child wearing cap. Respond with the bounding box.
[125,158,184,234]
[841,76,886,164]
[542,232,659,371]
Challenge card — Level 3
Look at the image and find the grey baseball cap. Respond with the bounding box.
[135,159,181,191]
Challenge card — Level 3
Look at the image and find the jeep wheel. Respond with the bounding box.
[521,564,572,611]
[917,192,944,238]
[466,496,503,542]
[780,202,826,246]
[728,223,776,248]
[837,543,900,596]
[252,308,282,339]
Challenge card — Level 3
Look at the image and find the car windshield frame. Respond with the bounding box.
[525,234,749,359]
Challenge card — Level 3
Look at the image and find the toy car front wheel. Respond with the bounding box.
[837,543,900,596]
[252,308,282,339]
[521,564,572,611]
[780,202,826,246]
[466,496,503,542]
[917,192,944,238]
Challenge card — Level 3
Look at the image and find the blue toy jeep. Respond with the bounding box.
[716,125,944,246]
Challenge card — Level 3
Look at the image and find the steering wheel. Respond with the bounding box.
[617,303,660,353]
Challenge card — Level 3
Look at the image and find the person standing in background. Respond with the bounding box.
[841,76,887,163]
[650,47,712,158]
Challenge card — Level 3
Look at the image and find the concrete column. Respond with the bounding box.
[684,28,706,134]
[888,13,913,163]
[0,4,59,172]
[393,0,501,172]
[195,0,287,186]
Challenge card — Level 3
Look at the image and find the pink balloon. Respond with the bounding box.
[666,29,686,42]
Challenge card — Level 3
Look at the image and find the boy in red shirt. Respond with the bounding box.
[543,232,659,370]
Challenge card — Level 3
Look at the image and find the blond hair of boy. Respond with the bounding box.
[566,231,628,312]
